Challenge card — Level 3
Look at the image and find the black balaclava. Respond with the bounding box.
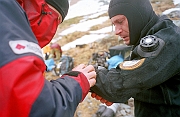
[45,0,69,22]
[108,0,158,45]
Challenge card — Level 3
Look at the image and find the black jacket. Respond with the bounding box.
[91,15,180,117]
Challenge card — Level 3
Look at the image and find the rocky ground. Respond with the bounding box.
[45,0,179,117]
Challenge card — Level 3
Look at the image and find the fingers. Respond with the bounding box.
[72,64,95,73]
[88,78,96,87]
[86,71,96,79]
[85,65,96,79]
[72,64,86,71]
[83,65,95,72]
[72,64,96,87]
[73,64,96,78]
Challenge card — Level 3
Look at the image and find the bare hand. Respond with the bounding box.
[72,64,96,87]
[91,92,113,106]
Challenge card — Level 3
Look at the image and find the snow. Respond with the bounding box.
[53,0,111,51]
[162,8,180,15]
[173,0,180,5]
[53,0,180,51]
[61,34,109,50]
[89,26,113,34]
[66,0,110,20]
[162,0,180,15]
[59,16,109,36]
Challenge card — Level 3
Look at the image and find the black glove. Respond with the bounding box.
[90,68,128,103]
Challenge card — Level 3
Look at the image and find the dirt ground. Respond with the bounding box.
[45,0,177,117]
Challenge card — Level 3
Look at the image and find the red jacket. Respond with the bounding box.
[0,1,89,117]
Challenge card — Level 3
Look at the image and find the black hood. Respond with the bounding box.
[46,0,69,22]
[108,0,159,45]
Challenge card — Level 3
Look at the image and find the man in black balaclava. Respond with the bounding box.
[91,0,180,116]
[108,0,159,46]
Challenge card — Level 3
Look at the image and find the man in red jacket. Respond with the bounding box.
[0,0,96,117]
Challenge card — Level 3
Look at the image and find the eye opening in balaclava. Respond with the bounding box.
[108,0,157,45]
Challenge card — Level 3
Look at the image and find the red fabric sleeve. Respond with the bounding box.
[62,72,90,101]
[0,56,45,117]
